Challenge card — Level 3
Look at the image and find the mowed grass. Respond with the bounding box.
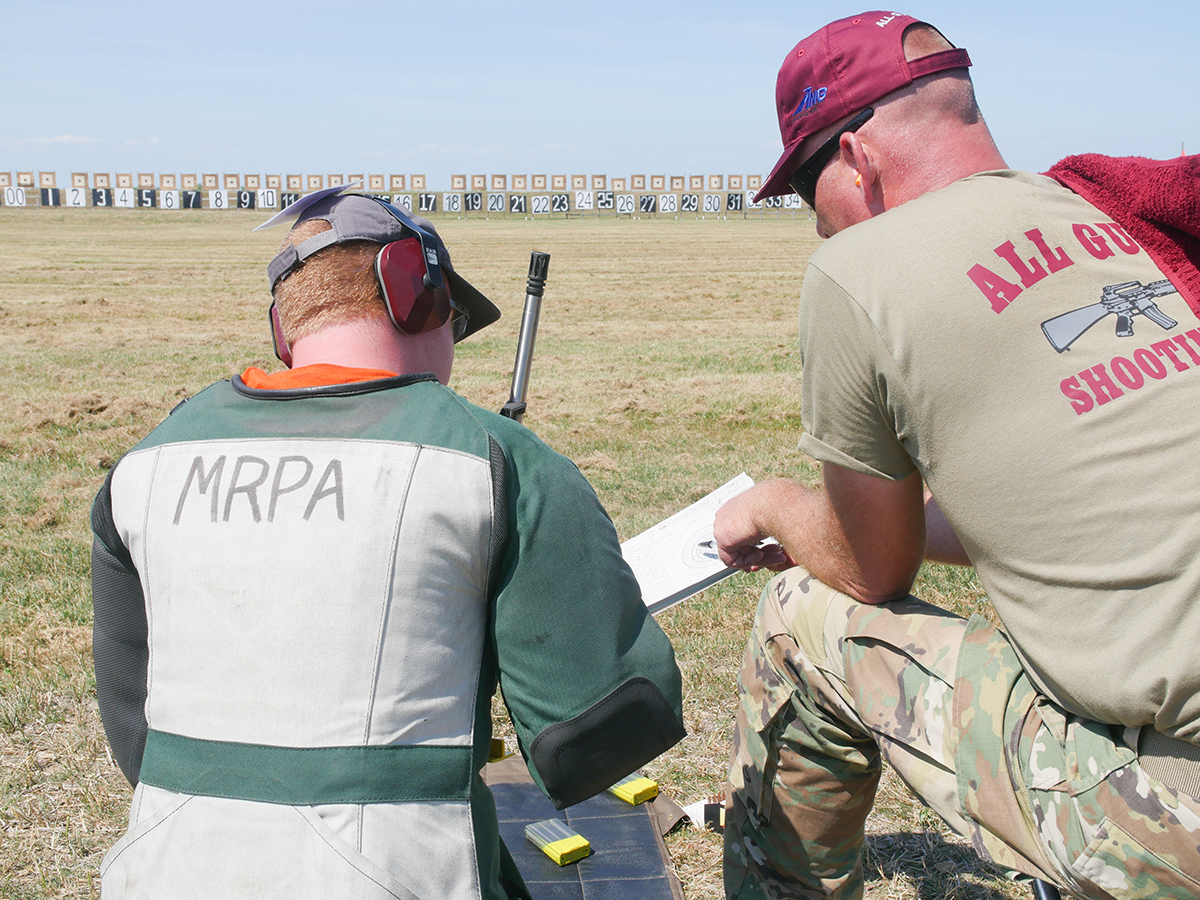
[0,208,1020,899]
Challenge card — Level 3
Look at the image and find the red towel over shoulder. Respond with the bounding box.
[1044,153,1200,321]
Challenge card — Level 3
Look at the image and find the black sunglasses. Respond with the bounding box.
[787,107,874,208]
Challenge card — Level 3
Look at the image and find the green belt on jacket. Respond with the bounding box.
[138,729,474,805]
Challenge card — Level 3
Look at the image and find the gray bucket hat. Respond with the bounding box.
[260,185,501,340]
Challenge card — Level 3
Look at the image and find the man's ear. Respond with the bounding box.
[842,134,882,208]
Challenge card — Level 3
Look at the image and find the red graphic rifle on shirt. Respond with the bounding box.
[1041,279,1178,352]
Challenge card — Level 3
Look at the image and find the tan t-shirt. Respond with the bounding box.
[798,170,1200,740]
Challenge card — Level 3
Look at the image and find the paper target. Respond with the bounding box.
[682,526,722,569]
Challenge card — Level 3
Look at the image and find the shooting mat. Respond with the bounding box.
[484,757,686,900]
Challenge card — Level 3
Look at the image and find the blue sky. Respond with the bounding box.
[3,1,1197,189]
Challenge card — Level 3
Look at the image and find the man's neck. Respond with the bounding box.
[890,127,1008,207]
[288,317,452,385]
[290,318,404,371]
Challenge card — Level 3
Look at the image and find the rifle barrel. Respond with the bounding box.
[501,251,551,423]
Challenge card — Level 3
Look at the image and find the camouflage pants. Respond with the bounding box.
[724,568,1200,900]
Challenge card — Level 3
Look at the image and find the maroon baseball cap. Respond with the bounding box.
[756,11,971,202]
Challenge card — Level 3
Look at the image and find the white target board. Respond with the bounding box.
[160,190,181,210]
[3,186,28,207]
[209,189,231,210]
[113,187,136,208]
[392,194,413,211]
[575,190,593,210]
[620,473,754,614]
[67,186,88,208]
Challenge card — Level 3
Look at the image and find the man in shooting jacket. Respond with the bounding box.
[90,190,685,899]
[714,11,1200,900]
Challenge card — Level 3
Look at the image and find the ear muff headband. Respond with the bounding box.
[386,202,447,293]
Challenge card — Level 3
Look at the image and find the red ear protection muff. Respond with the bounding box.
[268,301,292,368]
[375,238,454,335]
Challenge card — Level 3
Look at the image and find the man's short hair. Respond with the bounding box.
[893,23,983,125]
[273,219,388,347]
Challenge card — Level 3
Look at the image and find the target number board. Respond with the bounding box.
[4,183,807,215]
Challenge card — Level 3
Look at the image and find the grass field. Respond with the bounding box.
[0,208,1022,899]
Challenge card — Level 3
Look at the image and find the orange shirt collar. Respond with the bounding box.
[240,364,401,391]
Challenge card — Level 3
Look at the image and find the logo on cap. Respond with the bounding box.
[790,85,828,120]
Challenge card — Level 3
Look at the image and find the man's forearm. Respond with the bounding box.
[715,468,926,604]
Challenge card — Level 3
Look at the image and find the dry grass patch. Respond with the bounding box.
[2,208,1024,899]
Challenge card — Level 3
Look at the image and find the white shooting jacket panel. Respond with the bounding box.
[103,436,494,900]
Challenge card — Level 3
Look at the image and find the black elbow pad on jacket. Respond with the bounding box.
[529,677,686,809]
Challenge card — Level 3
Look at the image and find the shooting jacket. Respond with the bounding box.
[91,370,685,900]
